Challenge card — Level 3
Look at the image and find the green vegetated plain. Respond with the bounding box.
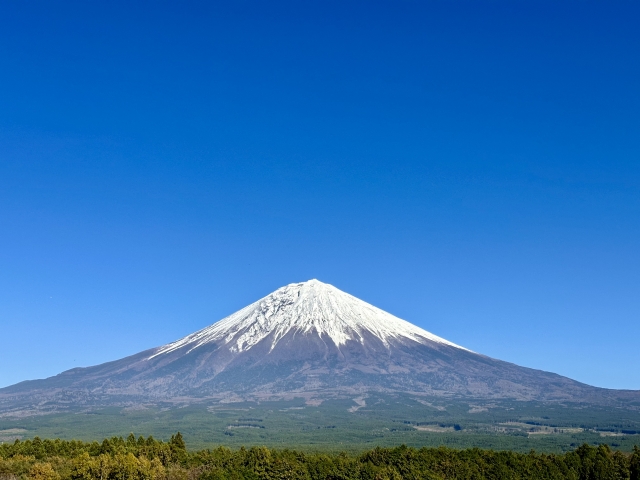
[1,433,640,480]
[2,394,639,454]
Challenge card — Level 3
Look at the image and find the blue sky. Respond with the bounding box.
[0,1,638,390]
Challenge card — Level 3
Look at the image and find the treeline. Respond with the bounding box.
[1,434,640,480]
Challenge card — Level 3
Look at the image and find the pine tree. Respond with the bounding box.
[169,433,185,451]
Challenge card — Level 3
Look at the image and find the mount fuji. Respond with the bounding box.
[1,280,638,415]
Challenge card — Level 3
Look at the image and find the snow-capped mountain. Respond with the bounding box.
[1,280,638,410]
[150,279,468,359]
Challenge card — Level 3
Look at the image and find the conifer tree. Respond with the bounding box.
[630,446,640,480]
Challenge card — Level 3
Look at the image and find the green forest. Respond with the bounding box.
[1,434,639,480]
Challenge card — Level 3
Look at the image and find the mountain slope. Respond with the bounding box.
[1,280,638,414]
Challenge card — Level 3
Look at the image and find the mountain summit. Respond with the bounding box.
[1,280,638,412]
[150,279,468,361]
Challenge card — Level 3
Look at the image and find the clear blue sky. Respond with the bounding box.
[1,1,638,390]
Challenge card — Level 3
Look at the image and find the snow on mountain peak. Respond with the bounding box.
[149,279,468,359]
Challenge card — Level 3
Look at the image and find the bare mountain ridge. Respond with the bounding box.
[1,280,638,413]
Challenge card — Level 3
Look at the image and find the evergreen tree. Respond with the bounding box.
[169,433,185,451]
[631,446,640,480]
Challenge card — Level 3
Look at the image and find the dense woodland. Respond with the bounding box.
[1,434,639,480]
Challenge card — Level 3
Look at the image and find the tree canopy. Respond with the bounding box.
[0,435,638,480]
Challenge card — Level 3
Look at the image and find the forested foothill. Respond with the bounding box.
[1,434,640,480]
